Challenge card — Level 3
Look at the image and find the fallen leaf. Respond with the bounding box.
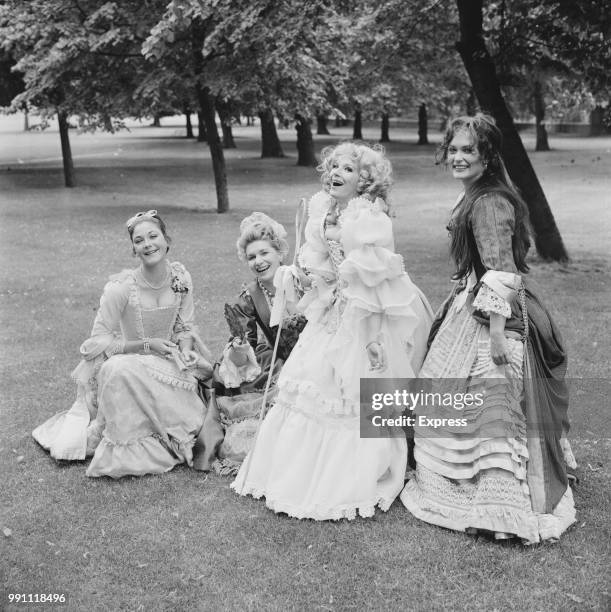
[46,541,55,546]
[3,527,12,537]
[16,455,25,463]
[565,593,584,604]
[137,563,148,568]
[171,512,179,518]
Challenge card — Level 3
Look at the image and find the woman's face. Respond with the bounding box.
[328,154,360,204]
[447,130,485,187]
[131,220,168,267]
[245,239,282,285]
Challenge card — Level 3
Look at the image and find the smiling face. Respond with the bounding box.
[245,239,282,286]
[447,130,485,188]
[327,154,361,204]
[131,220,169,267]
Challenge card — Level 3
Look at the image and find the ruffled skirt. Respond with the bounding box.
[400,299,576,543]
[34,354,205,479]
[231,276,432,520]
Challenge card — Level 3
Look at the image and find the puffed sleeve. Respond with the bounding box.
[470,194,518,274]
[470,194,521,317]
[79,271,131,361]
[338,198,408,315]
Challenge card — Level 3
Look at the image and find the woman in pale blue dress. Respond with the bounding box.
[33,210,212,478]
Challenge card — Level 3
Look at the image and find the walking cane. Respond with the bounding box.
[237,198,307,487]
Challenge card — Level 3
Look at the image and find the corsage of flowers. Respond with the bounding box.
[170,265,189,294]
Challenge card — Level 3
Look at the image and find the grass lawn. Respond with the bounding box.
[1,119,610,611]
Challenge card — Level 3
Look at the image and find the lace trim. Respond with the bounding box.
[105,339,124,358]
[278,377,359,417]
[401,477,541,544]
[403,468,575,544]
[231,480,393,521]
[144,361,198,391]
[415,464,530,508]
[473,283,511,318]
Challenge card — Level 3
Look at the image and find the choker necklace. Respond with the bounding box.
[257,278,275,307]
[139,264,169,290]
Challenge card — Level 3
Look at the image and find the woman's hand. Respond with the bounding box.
[294,266,312,291]
[149,338,177,356]
[367,340,386,372]
[180,349,213,376]
[490,332,511,366]
[181,349,200,368]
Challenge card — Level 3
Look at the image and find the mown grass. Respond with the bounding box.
[1,123,610,611]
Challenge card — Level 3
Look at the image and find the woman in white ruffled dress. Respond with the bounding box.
[33,210,212,478]
[232,142,434,519]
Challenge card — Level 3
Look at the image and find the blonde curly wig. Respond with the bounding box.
[318,141,393,204]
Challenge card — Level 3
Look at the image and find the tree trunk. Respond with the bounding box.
[152,113,161,127]
[103,114,113,132]
[184,107,194,138]
[197,111,207,141]
[353,108,362,139]
[455,0,568,262]
[418,103,429,144]
[216,99,236,149]
[335,114,342,128]
[57,110,75,187]
[259,107,284,158]
[533,80,550,151]
[466,89,478,115]
[295,114,317,167]
[198,87,229,212]
[221,122,235,148]
[316,113,330,135]
[380,111,390,142]
[589,104,604,135]
[23,105,29,131]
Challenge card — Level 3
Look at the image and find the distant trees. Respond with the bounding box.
[0,0,606,255]
[0,0,165,186]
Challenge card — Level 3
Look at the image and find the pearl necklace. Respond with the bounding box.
[139,263,169,290]
[257,278,275,308]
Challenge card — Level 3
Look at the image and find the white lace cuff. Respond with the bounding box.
[473,283,511,318]
[104,338,125,358]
